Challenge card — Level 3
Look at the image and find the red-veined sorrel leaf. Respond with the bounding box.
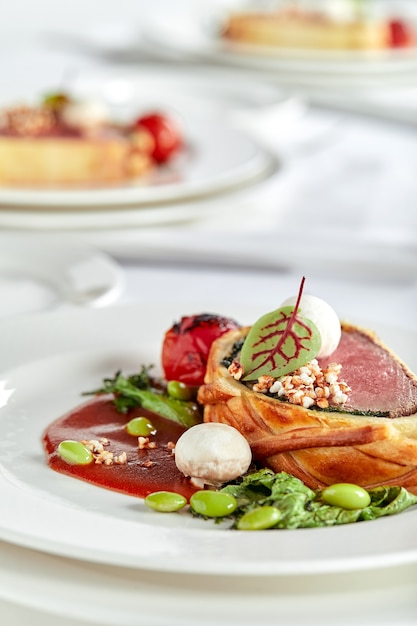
[240,306,322,381]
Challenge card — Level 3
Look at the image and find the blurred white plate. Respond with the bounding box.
[0,235,123,316]
[141,5,417,79]
[0,303,417,577]
[0,167,279,230]
[0,68,282,211]
[0,120,274,209]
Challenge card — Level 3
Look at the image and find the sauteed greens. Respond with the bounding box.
[218,469,417,529]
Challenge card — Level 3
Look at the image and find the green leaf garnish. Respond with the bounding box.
[240,277,321,381]
[83,367,202,429]
[42,92,71,111]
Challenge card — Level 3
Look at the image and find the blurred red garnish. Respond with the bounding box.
[133,112,182,163]
[389,19,414,48]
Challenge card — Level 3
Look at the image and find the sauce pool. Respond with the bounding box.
[42,396,197,500]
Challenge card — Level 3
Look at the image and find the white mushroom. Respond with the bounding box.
[280,293,341,358]
[174,423,252,488]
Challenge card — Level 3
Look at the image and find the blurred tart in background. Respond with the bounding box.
[221,1,415,51]
[0,93,183,188]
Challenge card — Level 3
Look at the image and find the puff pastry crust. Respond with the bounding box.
[198,323,417,493]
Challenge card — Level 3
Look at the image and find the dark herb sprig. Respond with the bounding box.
[83,366,202,428]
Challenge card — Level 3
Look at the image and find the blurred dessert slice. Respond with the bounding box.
[0,94,155,188]
[221,1,414,51]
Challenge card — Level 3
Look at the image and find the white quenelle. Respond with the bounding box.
[280,293,341,358]
[174,422,252,488]
[61,100,109,131]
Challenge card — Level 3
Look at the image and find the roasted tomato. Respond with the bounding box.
[161,313,240,386]
[133,112,182,163]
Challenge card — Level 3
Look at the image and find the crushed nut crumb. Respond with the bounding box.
[142,459,156,468]
[230,359,351,410]
[115,451,128,465]
[138,436,149,449]
[228,360,244,380]
[80,438,128,466]
[138,436,157,450]
[253,375,275,393]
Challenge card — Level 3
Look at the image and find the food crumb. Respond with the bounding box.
[229,359,351,409]
[80,438,128,465]
[138,436,157,450]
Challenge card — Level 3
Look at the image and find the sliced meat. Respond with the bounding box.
[319,327,417,417]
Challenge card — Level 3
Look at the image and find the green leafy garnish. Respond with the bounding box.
[42,91,71,111]
[83,367,202,429]
[240,277,321,380]
[220,470,417,529]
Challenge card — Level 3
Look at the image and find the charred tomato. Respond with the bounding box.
[161,313,240,386]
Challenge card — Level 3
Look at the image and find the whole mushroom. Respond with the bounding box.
[174,423,252,488]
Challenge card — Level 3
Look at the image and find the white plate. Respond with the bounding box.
[0,68,280,210]
[2,539,417,626]
[0,234,123,316]
[0,303,417,576]
[142,4,417,79]
[0,167,279,229]
[0,121,273,208]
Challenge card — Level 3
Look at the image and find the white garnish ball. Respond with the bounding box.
[174,423,252,487]
[61,100,109,130]
[280,293,341,358]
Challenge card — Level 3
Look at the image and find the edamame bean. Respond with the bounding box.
[237,506,281,531]
[190,490,237,517]
[322,483,371,509]
[58,440,93,465]
[126,416,156,437]
[167,380,194,401]
[145,491,187,512]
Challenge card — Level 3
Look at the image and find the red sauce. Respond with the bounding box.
[42,396,197,500]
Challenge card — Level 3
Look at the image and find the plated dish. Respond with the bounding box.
[0,116,274,208]
[220,2,415,53]
[0,68,282,210]
[0,94,181,188]
[142,4,417,77]
[1,303,417,575]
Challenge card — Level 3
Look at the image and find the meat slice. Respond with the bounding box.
[318,326,417,417]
